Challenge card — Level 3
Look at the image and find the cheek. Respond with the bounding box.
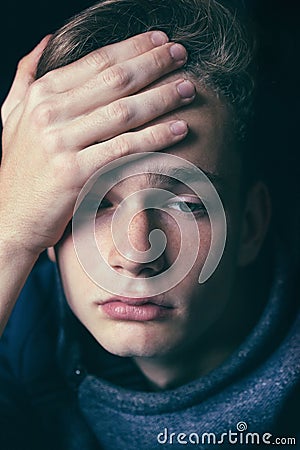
[171,214,238,330]
[57,236,91,305]
[162,213,212,267]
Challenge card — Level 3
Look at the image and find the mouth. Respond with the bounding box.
[97,296,174,322]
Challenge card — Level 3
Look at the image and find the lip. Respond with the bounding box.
[97,296,173,321]
[102,296,169,307]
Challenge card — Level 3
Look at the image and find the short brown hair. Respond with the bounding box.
[36,0,256,143]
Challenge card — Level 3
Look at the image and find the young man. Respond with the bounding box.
[0,0,299,449]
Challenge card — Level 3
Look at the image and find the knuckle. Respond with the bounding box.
[101,65,131,90]
[151,50,166,72]
[16,54,30,72]
[145,127,160,147]
[1,100,22,130]
[38,72,54,90]
[31,101,56,127]
[86,47,111,70]
[50,152,81,188]
[151,92,169,115]
[107,100,132,124]
[52,152,73,176]
[114,135,132,157]
[130,37,146,56]
[42,127,65,154]
[160,93,171,110]
[1,102,8,124]
[27,78,48,103]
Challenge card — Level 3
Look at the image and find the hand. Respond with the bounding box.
[0,31,195,256]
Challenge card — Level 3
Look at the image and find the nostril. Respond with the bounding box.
[138,267,160,278]
[110,259,167,278]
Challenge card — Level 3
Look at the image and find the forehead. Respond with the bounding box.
[140,71,241,180]
[94,157,224,200]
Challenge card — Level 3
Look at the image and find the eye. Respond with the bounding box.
[165,197,207,217]
[98,198,112,209]
[96,197,113,213]
[81,196,112,216]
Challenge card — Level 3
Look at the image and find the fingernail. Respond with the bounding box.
[177,80,195,99]
[169,43,187,62]
[151,31,169,46]
[170,120,188,136]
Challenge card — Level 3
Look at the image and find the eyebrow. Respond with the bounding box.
[101,163,224,189]
[145,166,224,188]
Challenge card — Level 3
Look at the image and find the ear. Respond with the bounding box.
[47,247,56,263]
[237,181,271,266]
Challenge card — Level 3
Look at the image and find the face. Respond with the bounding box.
[53,82,254,361]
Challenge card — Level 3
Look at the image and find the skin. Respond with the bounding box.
[0,31,194,335]
[0,31,271,389]
[51,82,271,390]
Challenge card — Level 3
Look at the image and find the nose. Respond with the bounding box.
[107,209,167,277]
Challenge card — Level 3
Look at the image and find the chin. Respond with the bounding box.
[97,337,164,359]
[92,321,176,358]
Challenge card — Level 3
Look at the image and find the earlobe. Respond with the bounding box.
[47,247,56,262]
[238,181,272,267]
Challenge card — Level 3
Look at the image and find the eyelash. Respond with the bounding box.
[97,199,111,210]
[164,198,207,218]
[96,197,207,218]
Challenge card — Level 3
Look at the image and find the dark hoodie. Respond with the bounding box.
[0,242,299,450]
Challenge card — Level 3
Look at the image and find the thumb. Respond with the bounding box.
[1,34,52,126]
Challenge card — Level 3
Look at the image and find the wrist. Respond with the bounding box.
[0,226,41,265]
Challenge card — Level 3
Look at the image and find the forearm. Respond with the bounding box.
[0,235,39,336]
[0,31,193,339]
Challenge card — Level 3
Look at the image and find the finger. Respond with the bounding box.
[54,42,187,119]
[77,120,189,180]
[1,35,52,125]
[61,79,195,150]
[42,31,169,93]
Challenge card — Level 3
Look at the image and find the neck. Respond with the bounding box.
[134,339,238,391]
[134,258,271,391]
